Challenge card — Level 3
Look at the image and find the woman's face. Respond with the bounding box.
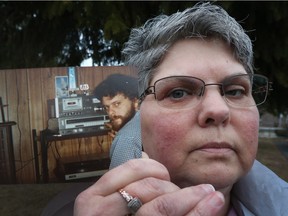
[140,39,259,190]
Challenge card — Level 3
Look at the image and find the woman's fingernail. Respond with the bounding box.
[141,151,149,158]
[208,192,225,207]
[202,184,215,193]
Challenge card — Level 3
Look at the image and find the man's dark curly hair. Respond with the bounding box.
[93,73,138,100]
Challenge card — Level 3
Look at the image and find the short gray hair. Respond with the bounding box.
[122,2,254,96]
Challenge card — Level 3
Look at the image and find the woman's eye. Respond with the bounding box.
[169,89,187,99]
[157,85,201,101]
[225,85,246,97]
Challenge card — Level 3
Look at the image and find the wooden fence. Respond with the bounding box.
[0,66,136,183]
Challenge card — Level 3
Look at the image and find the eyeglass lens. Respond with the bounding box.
[153,74,268,109]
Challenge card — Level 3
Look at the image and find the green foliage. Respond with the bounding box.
[0,1,288,113]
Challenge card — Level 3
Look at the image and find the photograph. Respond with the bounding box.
[55,76,69,98]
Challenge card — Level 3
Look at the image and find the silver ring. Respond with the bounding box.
[119,189,142,214]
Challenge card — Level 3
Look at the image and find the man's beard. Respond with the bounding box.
[110,107,136,131]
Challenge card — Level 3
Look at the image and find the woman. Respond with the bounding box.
[74,3,288,215]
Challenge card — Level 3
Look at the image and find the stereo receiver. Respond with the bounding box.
[47,94,110,135]
[58,115,110,135]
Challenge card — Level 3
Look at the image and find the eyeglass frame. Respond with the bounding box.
[139,73,272,109]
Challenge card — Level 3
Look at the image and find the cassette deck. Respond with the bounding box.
[47,95,110,135]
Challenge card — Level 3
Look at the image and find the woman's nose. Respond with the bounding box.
[197,87,230,127]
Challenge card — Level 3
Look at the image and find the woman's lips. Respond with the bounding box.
[196,142,234,154]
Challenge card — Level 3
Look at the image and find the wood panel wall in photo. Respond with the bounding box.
[0,66,136,183]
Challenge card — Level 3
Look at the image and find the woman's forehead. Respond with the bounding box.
[151,39,245,84]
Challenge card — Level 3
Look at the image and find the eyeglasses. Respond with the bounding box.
[139,74,272,109]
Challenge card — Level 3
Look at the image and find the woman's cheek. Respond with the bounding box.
[142,110,188,161]
[236,109,259,161]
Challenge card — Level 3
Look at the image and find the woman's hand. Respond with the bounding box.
[74,159,224,216]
